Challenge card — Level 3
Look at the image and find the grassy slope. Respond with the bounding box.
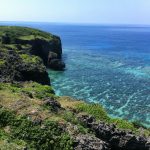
[0,82,73,149]
[0,82,150,149]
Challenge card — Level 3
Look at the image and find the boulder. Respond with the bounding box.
[74,134,110,150]
[118,135,147,150]
[48,51,58,61]
[48,59,65,71]
[47,51,65,70]
[145,138,150,149]
[43,97,61,111]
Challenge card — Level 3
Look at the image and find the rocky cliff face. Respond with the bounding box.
[0,26,65,84]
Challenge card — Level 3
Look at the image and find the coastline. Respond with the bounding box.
[0,26,150,150]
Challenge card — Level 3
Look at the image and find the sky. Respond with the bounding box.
[0,0,150,25]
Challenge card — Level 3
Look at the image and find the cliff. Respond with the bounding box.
[0,26,149,150]
[0,26,65,84]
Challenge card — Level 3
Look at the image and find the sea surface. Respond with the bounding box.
[1,22,150,127]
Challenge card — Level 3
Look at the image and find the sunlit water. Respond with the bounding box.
[1,22,150,127]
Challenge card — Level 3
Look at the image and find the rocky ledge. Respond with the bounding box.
[78,114,150,150]
[0,26,65,84]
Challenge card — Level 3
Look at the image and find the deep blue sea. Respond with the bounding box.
[1,22,150,127]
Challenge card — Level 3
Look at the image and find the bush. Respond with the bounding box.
[12,120,73,150]
[63,111,79,124]
[0,108,73,150]
[0,108,16,127]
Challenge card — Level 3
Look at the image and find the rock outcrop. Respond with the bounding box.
[43,97,61,111]
[78,115,150,150]
[74,134,110,150]
[48,52,65,70]
[0,45,50,85]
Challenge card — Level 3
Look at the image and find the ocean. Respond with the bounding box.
[1,22,150,127]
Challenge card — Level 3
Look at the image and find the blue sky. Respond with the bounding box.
[0,0,150,25]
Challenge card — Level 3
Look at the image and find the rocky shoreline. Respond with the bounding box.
[0,26,149,150]
[77,115,150,150]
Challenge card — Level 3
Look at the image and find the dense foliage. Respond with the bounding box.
[0,108,73,150]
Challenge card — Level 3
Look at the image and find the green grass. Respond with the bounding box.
[22,82,55,99]
[18,35,35,41]
[19,54,47,72]
[20,54,42,64]
[0,59,5,66]
[62,111,90,134]
[76,103,110,122]
[18,35,52,41]
[63,111,79,125]
[0,82,55,99]
[75,102,150,136]
[2,44,18,50]
[109,118,136,131]
[0,26,54,43]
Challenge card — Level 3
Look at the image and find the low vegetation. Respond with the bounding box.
[59,96,150,137]
[0,108,73,150]
[0,26,54,43]
[0,82,74,149]
[20,54,42,64]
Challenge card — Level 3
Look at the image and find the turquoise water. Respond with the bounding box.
[47,25,150,127]
[1,22,150,126]
[48,49,150,127]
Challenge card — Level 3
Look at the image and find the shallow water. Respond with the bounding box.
[48,48,150,127]
[1,22,150,126]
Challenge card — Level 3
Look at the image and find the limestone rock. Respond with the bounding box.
[78,114,150,150]
[0,26,65,83]
[74,134,110,150]
[48,59,65,71]
[43,97,61,111]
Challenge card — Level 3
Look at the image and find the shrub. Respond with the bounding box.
[63,111,79,124]
[0,108,73,150]
[11,120,73,150]
[0,108,16,127]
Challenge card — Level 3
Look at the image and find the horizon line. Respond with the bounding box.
[0,20,150,27]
